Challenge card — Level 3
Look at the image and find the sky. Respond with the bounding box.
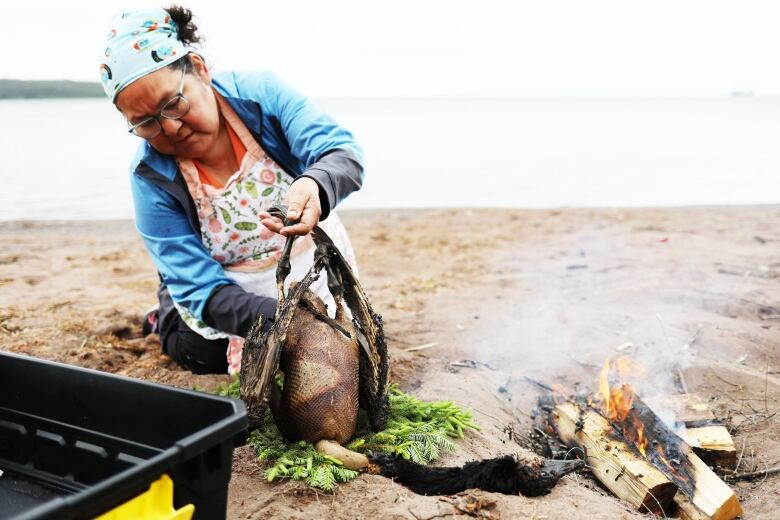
[1,1,779,97]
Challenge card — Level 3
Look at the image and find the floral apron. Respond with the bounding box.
[174,91,357,374]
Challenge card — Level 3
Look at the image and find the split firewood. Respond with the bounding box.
[551,402,678,515]
[677,426,737,469]
[669,453,742,520]
[622,397,742,520]
[663,394,737,469]
[676,494,712,520]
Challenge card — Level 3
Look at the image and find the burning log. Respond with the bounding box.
[551,402,678,515]
[672,444,741,520]
[613,396,742,520]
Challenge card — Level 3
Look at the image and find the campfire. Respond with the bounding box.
[537,356,743,519]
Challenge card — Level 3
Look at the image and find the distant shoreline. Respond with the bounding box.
[0,80,772,100]
[1,204,779,226]
[0,80,103,99]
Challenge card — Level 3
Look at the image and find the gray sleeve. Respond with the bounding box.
[296,148,364,220]
[201,151,361,334]
[202,284,277,337]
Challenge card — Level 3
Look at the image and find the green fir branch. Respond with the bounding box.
[214,378,478,492]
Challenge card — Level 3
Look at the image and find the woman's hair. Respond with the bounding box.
[166,5,202,45]
[164,5,202,70]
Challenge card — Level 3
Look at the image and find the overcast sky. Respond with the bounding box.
[2,1,779,97]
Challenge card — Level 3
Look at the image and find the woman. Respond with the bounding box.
[100,6,363,374]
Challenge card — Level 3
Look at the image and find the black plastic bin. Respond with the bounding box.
[0,351,247,519]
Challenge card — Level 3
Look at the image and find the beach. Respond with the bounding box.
[1,207,779,519]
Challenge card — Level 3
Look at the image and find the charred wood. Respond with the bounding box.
[551,402,678,516]
[369,453,582,496]
[618,397,742,520]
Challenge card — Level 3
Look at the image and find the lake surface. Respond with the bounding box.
[0,96,778,220]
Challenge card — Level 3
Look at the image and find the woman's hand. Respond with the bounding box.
[260,177,322,237]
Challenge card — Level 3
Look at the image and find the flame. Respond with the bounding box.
[593,357,648,455]
[594,357,643,421]
[586,355,694,488]
[631,415,647,457]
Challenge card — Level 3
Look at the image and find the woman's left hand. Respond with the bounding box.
[260,177,322,236]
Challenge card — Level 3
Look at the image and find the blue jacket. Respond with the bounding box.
[130,70,364,337]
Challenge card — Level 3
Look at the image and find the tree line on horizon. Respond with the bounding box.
[0,80,103,99]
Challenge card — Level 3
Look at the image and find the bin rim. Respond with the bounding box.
[0,350,248,520]
[0,350,245,412]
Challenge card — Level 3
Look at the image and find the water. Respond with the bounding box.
[1,96,779,221]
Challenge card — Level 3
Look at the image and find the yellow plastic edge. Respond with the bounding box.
[94,474,195,520]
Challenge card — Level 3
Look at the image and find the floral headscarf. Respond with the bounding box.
[100,8,189,102]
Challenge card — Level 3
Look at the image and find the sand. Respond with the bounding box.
[1,207,779,519]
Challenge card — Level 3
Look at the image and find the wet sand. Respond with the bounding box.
[1,207,779,519]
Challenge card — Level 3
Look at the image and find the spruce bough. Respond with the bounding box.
[217,378,479,491]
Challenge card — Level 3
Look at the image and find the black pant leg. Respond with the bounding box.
[157,283,229,375]
[163,321,229,375]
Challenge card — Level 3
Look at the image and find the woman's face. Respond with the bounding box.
[115,55,220,158]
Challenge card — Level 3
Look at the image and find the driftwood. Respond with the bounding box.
[551,402,678,515]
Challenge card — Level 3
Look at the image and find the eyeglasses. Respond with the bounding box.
[127,63,190,139]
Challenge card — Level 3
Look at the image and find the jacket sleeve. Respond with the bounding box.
[266,75,365,219]
[131,171,275,336]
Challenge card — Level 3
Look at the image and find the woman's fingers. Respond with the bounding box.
[260,213,284,233]
[280,201,320,236]
[261,219,284,233]
[285,179,318,218]
[259,178,322,236]
[279,178,321,236]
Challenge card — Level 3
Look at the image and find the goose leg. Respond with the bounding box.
[267,205,296,306]
[321,247,349,320]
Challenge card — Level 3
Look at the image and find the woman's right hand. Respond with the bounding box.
[260,177,322,237]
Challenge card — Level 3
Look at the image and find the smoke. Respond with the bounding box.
[440,219,709,428]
